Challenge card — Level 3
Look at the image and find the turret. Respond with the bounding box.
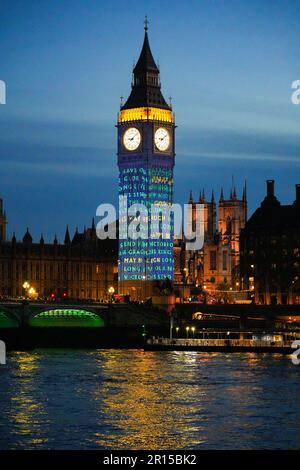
[23,228,32,244]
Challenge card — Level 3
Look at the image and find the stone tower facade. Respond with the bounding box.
[117,21,175,298]
[181,183,247,294]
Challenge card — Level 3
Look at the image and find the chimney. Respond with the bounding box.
[267,180,275,198]
[296,184,300,204]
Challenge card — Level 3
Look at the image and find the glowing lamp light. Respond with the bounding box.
[28,287,37,299]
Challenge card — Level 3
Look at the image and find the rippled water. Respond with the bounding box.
[0,350,299,449]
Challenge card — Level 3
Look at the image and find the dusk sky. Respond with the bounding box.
[0,0,299,241]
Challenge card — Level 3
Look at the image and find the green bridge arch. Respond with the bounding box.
[0,308,19,328]
[29,309,105,328]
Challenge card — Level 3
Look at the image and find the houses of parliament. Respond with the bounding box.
[0,184,247,301]
[0,22,247,302]
[0,197,117,300]
[1,21,298,305]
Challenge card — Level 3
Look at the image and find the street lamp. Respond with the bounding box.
[28,287,37,299]
[108,286,115,301]
[23,281,30,299]
[191,326,195,337]
[175,326,179,337]
[186,326,190,338]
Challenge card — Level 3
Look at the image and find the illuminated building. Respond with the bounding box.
[175,184,247,297]
[117,20,175,297]
[0,206,118,300]
[240,180,300,305]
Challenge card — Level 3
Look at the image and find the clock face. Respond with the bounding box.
[123,127,141,151]
[154,127,170,152]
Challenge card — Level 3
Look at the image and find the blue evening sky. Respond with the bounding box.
[0,0,299,241]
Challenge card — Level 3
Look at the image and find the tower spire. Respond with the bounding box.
[220,187,224,203]
[64,225,71,245]
[231,175,237,199]
[144,15,149,32]
[121,20,170,110]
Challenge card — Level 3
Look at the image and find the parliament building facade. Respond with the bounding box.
[0,200,117,300]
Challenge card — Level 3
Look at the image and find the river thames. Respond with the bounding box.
[0,350,299,449]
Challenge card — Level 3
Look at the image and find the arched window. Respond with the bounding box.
[226,216,232,234]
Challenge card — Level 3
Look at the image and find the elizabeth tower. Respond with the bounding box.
[117,20,175,296]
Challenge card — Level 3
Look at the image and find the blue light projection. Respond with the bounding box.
[118,164,174,281]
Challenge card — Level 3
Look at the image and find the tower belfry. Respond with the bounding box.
[117,20,175,297]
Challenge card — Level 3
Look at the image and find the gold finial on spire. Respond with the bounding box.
[144,15,149,32]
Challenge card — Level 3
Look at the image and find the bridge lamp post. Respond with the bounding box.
[191,326,195,338]
[186,326,190,339]
[23,281,30,299]
[175,326,179,337]
[28,287,37,300]
[108,286,115,302]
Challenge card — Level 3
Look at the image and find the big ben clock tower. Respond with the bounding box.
[118,19,175,297]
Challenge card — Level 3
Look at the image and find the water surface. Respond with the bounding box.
[0,350,299,449]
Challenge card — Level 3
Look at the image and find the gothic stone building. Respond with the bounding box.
[240,180,300,305]
[174,184,247,296]
[0,198,118,300]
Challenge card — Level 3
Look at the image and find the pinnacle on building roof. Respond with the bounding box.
[23,227,32,243]
[64,225,71,244]
[219,187,224,203]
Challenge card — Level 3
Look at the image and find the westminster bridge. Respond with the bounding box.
[1,300,300,330]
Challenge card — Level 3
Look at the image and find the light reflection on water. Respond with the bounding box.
[0,350,299,449]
